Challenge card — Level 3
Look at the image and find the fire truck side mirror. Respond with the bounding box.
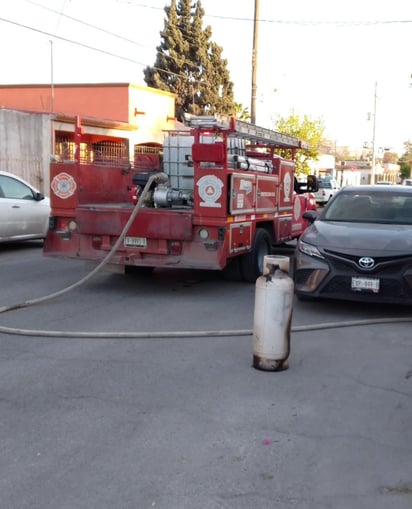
[306,175,318,193]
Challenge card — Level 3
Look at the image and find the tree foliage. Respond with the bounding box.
[274,111,325,174]
[399,140,412,180]
[382,151,399,164]
[144,0,235,121]
[233,102,251,121]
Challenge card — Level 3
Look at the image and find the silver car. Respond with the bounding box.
[0,171,50,243]
[294,185,412,304]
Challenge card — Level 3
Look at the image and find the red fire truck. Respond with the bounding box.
[44,115,317,281]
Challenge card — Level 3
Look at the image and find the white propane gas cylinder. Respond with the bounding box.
[262,254,290,275]
[252,255,294,371]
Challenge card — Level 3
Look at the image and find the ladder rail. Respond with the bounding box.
[183,114,310,150]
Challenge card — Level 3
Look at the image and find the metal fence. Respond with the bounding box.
[55,136,129,166]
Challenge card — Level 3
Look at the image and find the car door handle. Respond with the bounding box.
[12,205,21,208]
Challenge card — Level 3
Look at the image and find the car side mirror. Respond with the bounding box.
[302,210,318,223]
[35,192,45,201]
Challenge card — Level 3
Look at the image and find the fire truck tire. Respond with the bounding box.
[240,228,271,283]
[125,265,155,275]
[222,256,242,281]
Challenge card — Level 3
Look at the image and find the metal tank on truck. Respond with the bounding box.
[44,114,317,282]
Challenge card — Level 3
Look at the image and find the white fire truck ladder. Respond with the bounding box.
[184,114,310,150]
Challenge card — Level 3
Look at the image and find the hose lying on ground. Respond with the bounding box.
[1,171,412,339]
[0,172,163,315]
[1,317,412,339]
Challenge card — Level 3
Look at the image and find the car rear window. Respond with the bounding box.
[319,181,333,189]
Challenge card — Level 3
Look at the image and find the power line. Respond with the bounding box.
[2,1,225,84]
[0,17,147,65]
[19,0,214,73]
[25,0,146,47]
[25,0,219,51]
[0,16,210,85]
[3,1,411,91]
[115,0,412,25]
[24,0,412,29]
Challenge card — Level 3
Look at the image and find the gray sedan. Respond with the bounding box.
[294,185,412,304]
[0,171,50,243]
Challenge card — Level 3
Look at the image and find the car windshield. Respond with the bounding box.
[323,190,412,225]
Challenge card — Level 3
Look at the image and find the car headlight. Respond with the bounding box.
[298,240,324,259]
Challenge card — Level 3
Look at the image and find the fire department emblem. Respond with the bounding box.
[197,175,223,208]
[283,172,292,202]
[293,195,302,220]
[51,172,77,199]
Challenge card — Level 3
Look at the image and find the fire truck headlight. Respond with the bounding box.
[68,220,78,231]
[199,228,209,240]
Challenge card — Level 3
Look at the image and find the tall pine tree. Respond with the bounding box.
[144,0,235,121]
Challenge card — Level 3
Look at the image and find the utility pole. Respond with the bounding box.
[250,0,259,124]
[50,40,55,113]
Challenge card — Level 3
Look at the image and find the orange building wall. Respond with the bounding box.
[0,84,130,122]
[0,83,176,127]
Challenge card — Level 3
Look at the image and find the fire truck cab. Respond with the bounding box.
[44,114,317,282]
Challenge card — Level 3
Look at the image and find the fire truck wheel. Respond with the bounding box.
[222,256,242,281]
[124,265,155,275]
[240,228,271,283]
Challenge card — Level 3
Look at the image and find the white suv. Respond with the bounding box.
[314,178,340,205]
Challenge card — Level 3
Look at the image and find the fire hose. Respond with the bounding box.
[1,171,412,339]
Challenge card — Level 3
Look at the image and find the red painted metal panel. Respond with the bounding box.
[256,175,278,212]
[291,194,313,237]
[276,215,292,241]
[78,165,131,204]
[229,173,255,214]
[125,209,193,240]
[76,206,193,240]
[49,162,132,209]
[229,222,252,254]
[193,168,227,218]
[49,163,79,212]
[192,142,226,164]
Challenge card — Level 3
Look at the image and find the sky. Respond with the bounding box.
[1,0,411,155]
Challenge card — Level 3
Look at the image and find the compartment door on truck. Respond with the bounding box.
[229,173,255,214]
[256,175,278,213]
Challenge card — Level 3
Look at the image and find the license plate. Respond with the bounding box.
[124,236,147,248]
[351,277,380,293]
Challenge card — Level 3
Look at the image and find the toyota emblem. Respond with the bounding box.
[358,256,375,269]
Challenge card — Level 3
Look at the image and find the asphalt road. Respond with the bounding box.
[0,242,411,509]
